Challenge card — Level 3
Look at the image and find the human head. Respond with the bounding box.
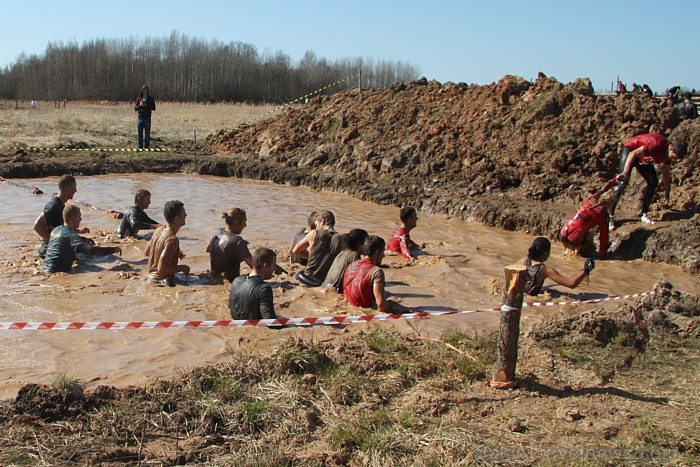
[599,191,617,212]
[252,247,277,280]
[62,204,82,228]
[366,235,386,265]
[400,206,418,229]
[163,200,186,225]
[683,92,692,101]
[222,208,247,234]
[316,210,335,227]
[306,211,318,230]
[528,237,551,262]
[140,85,150,97]
[346,229,369,253]
[58,175,77,199]
[134,189,151,208]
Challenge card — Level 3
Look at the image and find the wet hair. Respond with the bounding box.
[62,204,81,223]
[134,189,151,204]
[528,237,551,262]
[222,208,247,228]
[683,92,692,100]
[316,210,335,227]
[307,211,318,229]
[346,229,369,252]
[163,200,185,224]
[400,206,417,223]
[252,247,276,270]
[58,174,76,191]
[366,235,386,258]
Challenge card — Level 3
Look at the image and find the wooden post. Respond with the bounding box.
[490,264,529,389]
[357,68,362,92]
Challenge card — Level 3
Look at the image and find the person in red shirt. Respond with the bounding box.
[386,206,424,260]
[609,133,677,227]
[559,177,620,259]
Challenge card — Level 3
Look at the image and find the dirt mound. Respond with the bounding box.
[205,75,700,271]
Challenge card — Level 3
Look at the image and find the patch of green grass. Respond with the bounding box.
[0,448,33,464]
[241,400,268,433]
[53,373,84,398]
[367,330,406,354]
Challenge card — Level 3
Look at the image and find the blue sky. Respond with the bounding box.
[1,0,697,93]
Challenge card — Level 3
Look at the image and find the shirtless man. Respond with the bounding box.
[44,205,121,273]
[117,189,161,238]
[33,175,89,258]
[386,206,424,261]
[292,210,344,287]
[145,200,190,286]
[228,247,280,320]
[289,211,317,266]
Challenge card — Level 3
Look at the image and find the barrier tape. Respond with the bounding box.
[1,178,119,215]
[261,75,354,119]
[0,289,666,331]
[2,147,175,153]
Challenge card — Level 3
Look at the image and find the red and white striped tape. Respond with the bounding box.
[0,289,662,331]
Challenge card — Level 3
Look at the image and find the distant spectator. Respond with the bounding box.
[677,93,698,120]
[135,84,156,149]
[616,81,627,95]
[631,82,642,93]
[641,84,653,97]
[664,86,681,101]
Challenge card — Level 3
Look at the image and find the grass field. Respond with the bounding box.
[0,100,278,149]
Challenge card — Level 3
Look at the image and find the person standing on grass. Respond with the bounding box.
[135,84,156,149]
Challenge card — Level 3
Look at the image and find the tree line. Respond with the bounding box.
[0,31,420,104]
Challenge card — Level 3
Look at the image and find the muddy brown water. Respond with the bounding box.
[0,174,697,400]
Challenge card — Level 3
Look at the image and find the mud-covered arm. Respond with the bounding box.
[72,235,120,256]
[543,265,588,289]
[398,234,416,260]
[622,147,645,177]
[33,213,50,241]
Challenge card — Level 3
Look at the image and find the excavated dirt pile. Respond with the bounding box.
[206,75,699,272]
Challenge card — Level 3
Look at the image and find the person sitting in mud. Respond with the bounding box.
[33,175,90,258]
[44,205,121,273]
[229,247,281,321]
[206,208,253,283]
[292,210,345,287]
[323,228,369,293]
[117,189,161,239]
[289,211,317,266]
[609,133,677,228]
[559,177,621,259]
[386,206,424,261]
[145,200,190,287]
[343,235,406,313]
[520,237,594,296]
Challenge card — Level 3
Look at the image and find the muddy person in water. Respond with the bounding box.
[292,210,344,287]
[386,206,425,261]
[145,200,190,287]
[117,189,161,239]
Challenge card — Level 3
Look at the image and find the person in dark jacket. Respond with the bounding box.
[228,247,280,320]
[44,205,121,273]
[135,84,156,149]
[118,189,161,238]
[677,93,698,120]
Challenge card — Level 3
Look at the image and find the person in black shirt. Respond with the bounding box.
[135,84,156,149]
[118,189,161,238]
[228,248,279,320]
[44,205,121,273]
[33,175,89,258]
[677,93,698,120]
[207,208,253,283]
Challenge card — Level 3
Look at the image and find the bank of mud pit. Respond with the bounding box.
[2,75,698,273]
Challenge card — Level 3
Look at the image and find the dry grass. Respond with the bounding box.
[0,100,277,149]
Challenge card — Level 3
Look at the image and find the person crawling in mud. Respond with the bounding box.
[323,228,369,293]
[229,247,282,321]
[43,205,121,274]
[344,235,408,313]
[559,177,621,259]
[386,206,425,261]
[292,210,344,287]
[289,210,317,266]
[206,208,253,283]
[145,200,190,287]
[521,237,594,296]
[33,175,90,258]
[117,189,161,239]
[609,133,677,228]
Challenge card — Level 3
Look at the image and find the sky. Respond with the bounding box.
[1,0,698,94]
